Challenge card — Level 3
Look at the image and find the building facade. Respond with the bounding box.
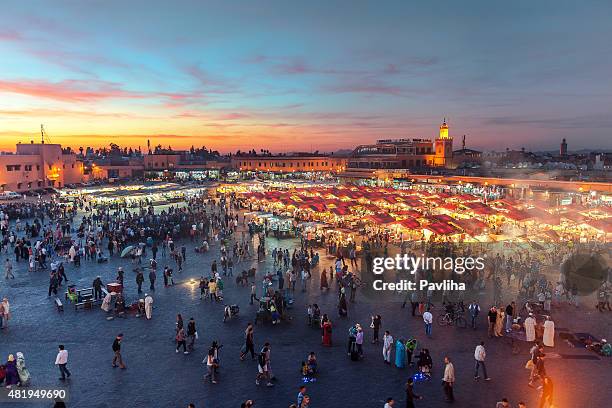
[230,154,346,173]
[344,120,454,172]
[0,142,83,192]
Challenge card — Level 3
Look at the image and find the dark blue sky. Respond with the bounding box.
[0,1,611,152]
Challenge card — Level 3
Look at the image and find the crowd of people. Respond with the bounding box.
[0,187,609,408]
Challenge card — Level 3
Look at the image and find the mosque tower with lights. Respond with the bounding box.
[434,118,453,166]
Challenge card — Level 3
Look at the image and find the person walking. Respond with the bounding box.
[92,276,103,300]
[136,270,144,293]
[5,258,14,279]
[468,300,480,330]
[382,330,393,364]
[423,309,433,338]
[187,318,197,351]
[48,271,59,297]
[250,282,257,305]
[144,293,153,319]
[176,326,188,354]
[297,385,307,407]
[0,299,5,330]
[487,307,497,337]
[505,302,515,332]
[371,314,382,344]
[240,323,255,361]
[112,334,126,369]
[149,270,156,291]
[204,348,218,384]
[442,356,455,402]
[55,345,71,380]
[255,343,274,386]
[405,377,423,408]
[355,324,364,358]
[474,341,491,381]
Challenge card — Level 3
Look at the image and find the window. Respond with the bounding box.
[6,165,13,171]
[36,165,40,170]
[25,165,32,171]
[48,164,52,170]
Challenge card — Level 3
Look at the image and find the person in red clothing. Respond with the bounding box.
[321,314,332,346]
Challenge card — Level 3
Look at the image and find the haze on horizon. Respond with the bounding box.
[1,0,611,154]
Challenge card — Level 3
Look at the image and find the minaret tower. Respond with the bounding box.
[434,118,453,166]
[560,138,568,157]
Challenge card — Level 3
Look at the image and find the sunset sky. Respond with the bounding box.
[1,1,611,153]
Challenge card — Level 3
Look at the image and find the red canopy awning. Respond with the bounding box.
[330,207,350,216]
[453,218,487,236]
[395,209,422,218]
[403,198,424,207]
[397,217,420,230]
[439,202,458,211]
[431,214,453,223]
[426,222,457,235]
[368,213,396,224]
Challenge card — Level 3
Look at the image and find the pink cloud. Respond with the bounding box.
[0,78,145,102]
[324,82,403,96]
[0,30,23,42]
[0,78,204,105]
[217,112,250,120]
[274,59,312,74]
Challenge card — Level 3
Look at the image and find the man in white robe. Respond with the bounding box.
[68,246,76,262]
[543,316,555,347]
[524,313,536,342]
[144,294,153,320]
[101,292,113,312]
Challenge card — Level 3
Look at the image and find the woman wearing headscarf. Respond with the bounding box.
[16,352,30,386]
[4,354,19,387]
[395,338,406,368]
[338,288,348,317]
[494,307,504,337]
[321,315,332,346]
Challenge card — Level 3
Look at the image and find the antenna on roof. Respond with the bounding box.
[40,124,51,144]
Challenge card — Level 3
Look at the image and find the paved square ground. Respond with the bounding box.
[1,220,611,408]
